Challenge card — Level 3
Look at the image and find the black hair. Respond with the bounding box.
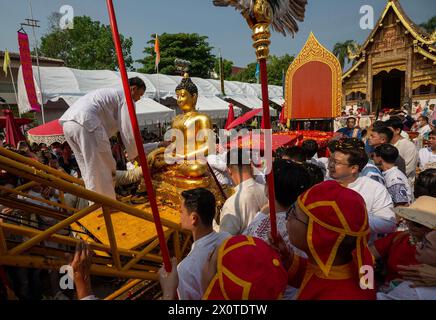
[414,169,436,198]
[282,146,306,163]
[372,126,394,143]
[175,76,198,96]
[372,121,386,129]
[385,117,403,132]
[327,140,339,153]
[374,144,399,164]
[302,139,319,159]
[419,115,429,124]
[128,77,146,90]
[335,138,368,172]
[273,159,312,207]
[302,162,324,186]
[346,117,356,122]
[181,188,216,227]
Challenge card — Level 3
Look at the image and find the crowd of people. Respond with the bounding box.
[1,91,436,300]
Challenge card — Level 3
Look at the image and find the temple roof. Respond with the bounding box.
[343,0,435,79]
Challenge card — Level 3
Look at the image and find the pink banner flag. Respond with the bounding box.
[18,31,41,112]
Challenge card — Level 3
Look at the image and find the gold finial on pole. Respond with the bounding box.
[250,0,272,61]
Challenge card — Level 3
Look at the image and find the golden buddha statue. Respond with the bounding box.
[147,73,213,189]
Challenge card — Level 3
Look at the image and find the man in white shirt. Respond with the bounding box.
[59,78,144,199]
[385,117,419,187]
[217,149,268,235]
[419,129,436,170]
[207,144,232,186]
[177,188,230,300]
[415,116,432,139]
[373,144,412,206]
[328,138,396,237]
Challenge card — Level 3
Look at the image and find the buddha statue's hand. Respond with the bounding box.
[147,147,168,170]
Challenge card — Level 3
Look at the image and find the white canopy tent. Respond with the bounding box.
[17,66,283,122]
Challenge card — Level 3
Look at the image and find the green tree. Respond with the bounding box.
[137,33,215,78]
[39,15,133,70]
[214,58,234,80]
[419,16,436,34]
[333,40,354,69]
[230,54,294,85]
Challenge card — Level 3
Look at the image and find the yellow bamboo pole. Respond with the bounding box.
[173,231,181,262]
[8,204,100,256]
[0,255,159,281]
[0,196,69,221]
[122,230,172,272]
[0,147,84,185]
[0,226,7,254]
[102,206,122,270]
[13,181,38,193]
[0,155,179,229]
[104,279,143,300]
[0,185,78,212]
[1,222,163,263]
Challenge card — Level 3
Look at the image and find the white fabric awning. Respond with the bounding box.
[135,98,175,126]
[230,96,277,117]
[196,96,242,119]
[17,66,282,119]
[271,97,285,106]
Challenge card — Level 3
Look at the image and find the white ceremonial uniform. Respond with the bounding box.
[347,177,396,237]
[218,178,268,235]
[377,281,436,300]
[177,231,230,300]
[419,147,436,170]
[393,138,418,187]
[382,166,413,205]
[60,87,138,199]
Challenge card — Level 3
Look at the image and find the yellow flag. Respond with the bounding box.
[3,49,10,77]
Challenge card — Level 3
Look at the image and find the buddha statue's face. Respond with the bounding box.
[176,89,197,112]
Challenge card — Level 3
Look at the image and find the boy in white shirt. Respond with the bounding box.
[373,144,413,206]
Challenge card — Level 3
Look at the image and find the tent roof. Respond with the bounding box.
[17,66,283,120]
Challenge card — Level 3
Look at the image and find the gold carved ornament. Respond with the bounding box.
[284,32,342,119]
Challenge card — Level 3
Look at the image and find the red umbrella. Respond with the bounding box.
[228,132,298,151]
[226,108,263,130]
[3,109,28,148]
[27,119,65,145]
[224,103,235,130]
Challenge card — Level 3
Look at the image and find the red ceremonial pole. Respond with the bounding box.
[259,59,278,241]
[106,0,171,272]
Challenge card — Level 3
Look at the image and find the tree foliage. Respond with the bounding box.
[333,40,354,69]
[419,16,436,34]
[137,33,215,78]
[39,15,133,70]
[214,58,234,80]
[230,54,294,85]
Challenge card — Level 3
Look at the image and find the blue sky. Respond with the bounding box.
[0,0,434,68]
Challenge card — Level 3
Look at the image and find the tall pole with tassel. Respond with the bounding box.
[106,0,172,272]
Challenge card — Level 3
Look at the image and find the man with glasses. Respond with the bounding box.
[328,138,395,239]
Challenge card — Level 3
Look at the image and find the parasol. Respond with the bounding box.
[27,119,65,145]
[2,109,30,148]
[226,108,263,130]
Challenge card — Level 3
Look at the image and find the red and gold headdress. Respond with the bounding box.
[203,235,288,300]
[297,180,373,277]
